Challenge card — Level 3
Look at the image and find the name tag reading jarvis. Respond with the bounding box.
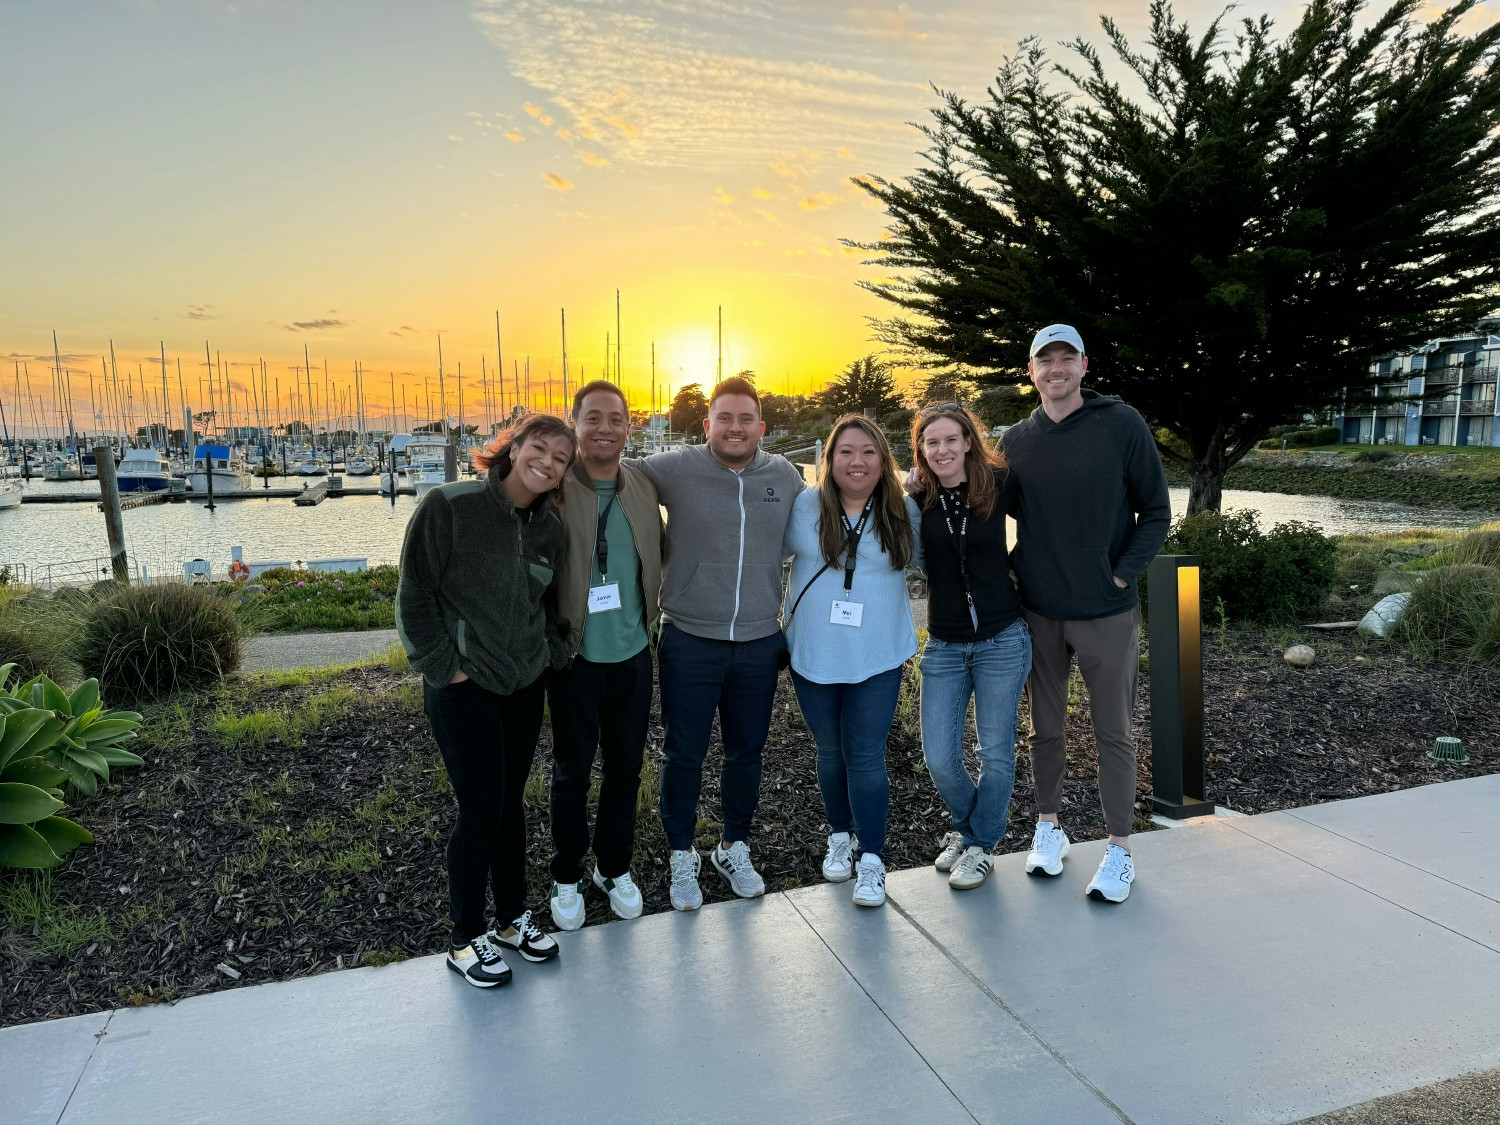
[830,600,863,628]
[588,583,622,614]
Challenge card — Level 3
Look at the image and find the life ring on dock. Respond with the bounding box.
[228,560,251,582]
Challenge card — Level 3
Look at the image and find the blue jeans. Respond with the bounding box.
[919,619,1032,851]
[790,666,902,858]
[657,622,784,851]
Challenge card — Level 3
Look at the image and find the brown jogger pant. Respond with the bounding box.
[1023,607,1141,838]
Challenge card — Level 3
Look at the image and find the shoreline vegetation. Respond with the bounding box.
[1162,446,1500,512]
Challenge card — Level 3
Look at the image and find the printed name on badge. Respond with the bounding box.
[588,583,622,613]
[830,600,863,627]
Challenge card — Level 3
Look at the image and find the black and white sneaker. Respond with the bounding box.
[446,934,512,988]
[490,909,560,963]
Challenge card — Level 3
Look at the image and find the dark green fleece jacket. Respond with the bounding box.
[1001,390,1171,621]
[395,466,570,693]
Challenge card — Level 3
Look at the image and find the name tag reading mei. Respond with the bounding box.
[830,600,864,627]
[588,583,622,614]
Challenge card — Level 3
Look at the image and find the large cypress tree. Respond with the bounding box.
[849,0,1500,512]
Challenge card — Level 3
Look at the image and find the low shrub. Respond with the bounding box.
[242,565,399,632]
[1397,564,1500,665]
[1155,510,1337,625]
[1256,425,1340,450]
[77,584,241,700]
[1451,529,1500,570]
[0,621,67,684]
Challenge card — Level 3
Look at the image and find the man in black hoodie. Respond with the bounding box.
[1001,324,1170,903]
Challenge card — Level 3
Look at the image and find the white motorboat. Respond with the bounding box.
[405,433,451,499]
[189,444,252,495]
[115,447,173,493]
[0,480,22,510]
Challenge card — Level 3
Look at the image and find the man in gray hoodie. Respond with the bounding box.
[1002,324,1170,904]
[633,376,805,910]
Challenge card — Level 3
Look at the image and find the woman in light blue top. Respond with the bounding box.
[782,414,924,907]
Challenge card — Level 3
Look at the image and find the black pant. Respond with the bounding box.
[657,623,784,850]
[546,646,653,883]
[424,674,545,942]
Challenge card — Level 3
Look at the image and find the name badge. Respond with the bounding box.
[588,583,622,613]
[830,600,863,627]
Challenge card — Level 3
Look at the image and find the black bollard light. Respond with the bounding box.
[1146,554,1215,819]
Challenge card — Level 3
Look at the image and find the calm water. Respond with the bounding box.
[0,476,1493,580]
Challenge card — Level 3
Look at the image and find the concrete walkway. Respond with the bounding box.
[240,628,399,673]
[5,775,1498,1124]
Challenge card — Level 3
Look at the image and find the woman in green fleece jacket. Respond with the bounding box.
[396,412,576,989]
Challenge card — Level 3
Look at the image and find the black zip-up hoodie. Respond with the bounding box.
[1000,390,1170,621]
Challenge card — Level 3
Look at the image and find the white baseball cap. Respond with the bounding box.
[1029,324,1085,357]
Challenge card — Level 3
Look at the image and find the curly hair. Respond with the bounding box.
[472,412,578,504]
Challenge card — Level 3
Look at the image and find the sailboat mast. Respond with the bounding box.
[494,310,505,424]
[436,336,447,435]
[616,288,622,389]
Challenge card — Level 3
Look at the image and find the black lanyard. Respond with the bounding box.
[937,485,979,631]
[594,489,618,580]
[839,499,874,594]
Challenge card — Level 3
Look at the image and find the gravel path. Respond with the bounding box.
[241,629,399,673]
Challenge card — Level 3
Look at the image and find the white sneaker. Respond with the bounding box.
[592,867,644,920]
[852,853,886,907]
[1086,844,1134,903]
[489,910,560,963]
[446,934,511,988]
[1024,822,1071,877]
[711,840,766,899]
[822,832,856,883]
[933,831,965,872]
[549,879,586,931]
[669,848,703,912]
[948,845,994,890]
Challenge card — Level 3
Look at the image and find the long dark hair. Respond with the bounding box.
[473,412,578,505]
[910,404,1003,520]
[818,415,914,571]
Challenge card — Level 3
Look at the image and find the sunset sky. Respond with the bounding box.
[0,0,1484,434]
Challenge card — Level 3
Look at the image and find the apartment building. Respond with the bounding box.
[1334,318,1500,448]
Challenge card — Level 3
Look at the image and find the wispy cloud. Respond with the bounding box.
[470,1,1006,171]
[505,128,526,142]
[579,151,611,167]
[185,304,218,321]
[543,172,575,191]
[799,192,837,211]
[286,319,348,331]
[389,325,417,337]
[448,133,466,143]
[749,186,773,199]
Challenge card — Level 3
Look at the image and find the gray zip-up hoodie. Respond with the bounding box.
[633,445,805,641]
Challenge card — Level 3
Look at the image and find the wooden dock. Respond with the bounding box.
[23,485,415,504]
[293,481,329,506]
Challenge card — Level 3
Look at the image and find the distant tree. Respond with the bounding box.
[819,355,902,419]
[760,392,800,431]
[849,0,1500,512]
[670,383,709,435]
[914,370,975,409]
[974,386,1034,429]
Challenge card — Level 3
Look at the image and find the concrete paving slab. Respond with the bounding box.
[1284,775,1500,902]
[785,882,1123,1125]
[883,821,1500,1125]
[57,893,974,1125]
[0,1009,110,1125]
[1228,810,1500,953]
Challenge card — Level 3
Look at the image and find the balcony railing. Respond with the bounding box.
[1377,404,1406,416]
[1461,399,1497,416]
[1423,401,1458,415]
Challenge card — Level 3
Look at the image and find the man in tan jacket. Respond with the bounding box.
[547,380,663,930]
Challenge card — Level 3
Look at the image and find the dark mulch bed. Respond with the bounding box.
[1,628,1494,1029]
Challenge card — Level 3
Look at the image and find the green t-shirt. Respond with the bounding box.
[578,478,649,664]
